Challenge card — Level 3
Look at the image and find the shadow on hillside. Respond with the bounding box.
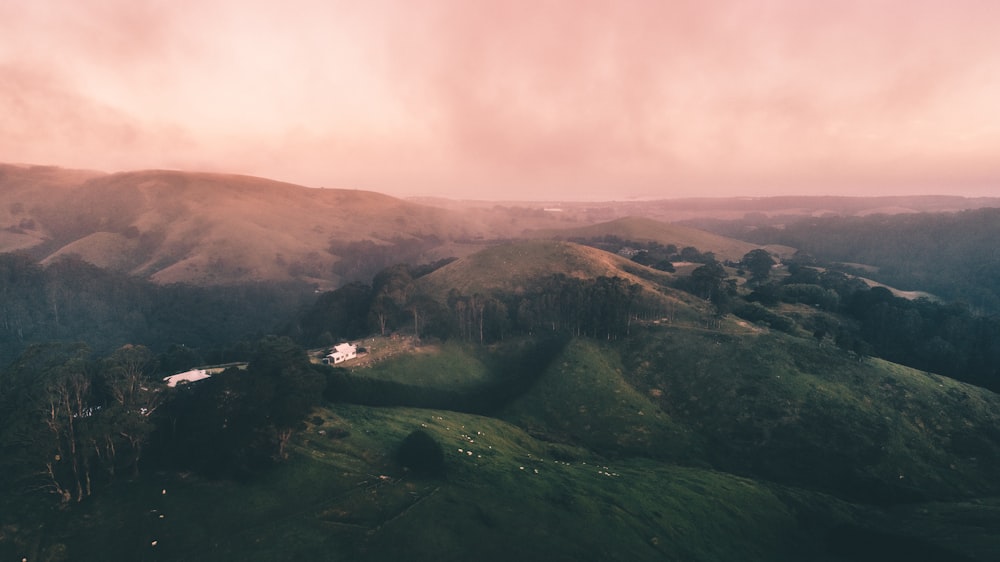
[322,335,571,414]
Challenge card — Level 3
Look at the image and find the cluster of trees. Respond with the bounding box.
[842,288,1000,390]
[739,208,1000,314]
[0,252,313,366]
[0,337,325,503]
[724,255,1000,391]
[1,344,167,502]
[656,248,1000,391]
[156,336,325,477]
[569,235,718,271]
[297,263,655,347]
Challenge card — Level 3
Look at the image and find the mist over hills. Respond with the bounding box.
[0,164,760,287]
[0,164,495,286]
[5,163,999,292]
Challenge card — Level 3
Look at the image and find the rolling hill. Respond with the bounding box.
[416,239,672,297]
[1,165,492,285]
[5,186,1000,560]
[2,164,789,288]
[536,216,794,262]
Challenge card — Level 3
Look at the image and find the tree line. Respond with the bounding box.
[0,252,313,366]
[294,265,657,347]
[718,251,1000,391]
[0,337,325,504]
[735,208,1000,314]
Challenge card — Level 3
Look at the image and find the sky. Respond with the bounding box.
[2,0,999,200]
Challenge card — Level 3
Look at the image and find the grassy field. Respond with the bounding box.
[16,403,858,562]
[7,324,1000,560]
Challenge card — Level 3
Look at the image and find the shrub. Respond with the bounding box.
[397,429,445,478]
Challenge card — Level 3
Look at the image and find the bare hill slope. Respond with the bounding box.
[2,164,796,286]
[536,216,793,261]
[2,166,487,285]
[417,240,661,296]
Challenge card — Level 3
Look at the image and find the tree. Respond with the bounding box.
[99,345,164,476]
[405,294,443,341]
[397,429,445,478]
[299,282,372,345]
[247,336,324,459]
[163,336,325,475]
[0,344,97,502]
[690,261,727,300]
[369,264,415,335]
[741,249,776,284]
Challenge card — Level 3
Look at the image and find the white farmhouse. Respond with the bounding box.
[324,343,357,364]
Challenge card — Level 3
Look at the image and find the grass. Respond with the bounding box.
[350,341,493,391]
[499,338,700,462]
[8,319,1000,560]
[22,403,862,562]
[620,326,1000,503]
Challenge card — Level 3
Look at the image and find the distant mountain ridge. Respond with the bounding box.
[15,163,989,289]
[2,163,786,287]
[1,164,496,285]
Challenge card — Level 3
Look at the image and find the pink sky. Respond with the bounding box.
[2,0,999,200]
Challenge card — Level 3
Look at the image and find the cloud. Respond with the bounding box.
[0,62,198,171]
[1,0,998,198]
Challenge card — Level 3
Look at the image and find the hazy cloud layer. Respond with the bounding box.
[2,0,998,199]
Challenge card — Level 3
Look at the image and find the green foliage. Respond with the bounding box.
[0,252,313,366]
[741,248,776,283]
[0,343,165,504]
[396,429,445,477]
[296,282,373,345]
[160,336,324,474]
[744,208,1000,313]
[7,229,1000,560]
[623,327,1000,503]
[778,283,840,309]
[99,345,165,476]
[841,288,1000,390]
[732,302,795,333]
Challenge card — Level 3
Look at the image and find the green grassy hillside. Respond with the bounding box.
[499,337,700,462]
[6,165,1000,561]
[621,327,1000,503]
[7,327,999,560]
[18,404,861,562]
[343,328,1000,505]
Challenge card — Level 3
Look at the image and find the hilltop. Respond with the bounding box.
[416,239,673,298]
[534,216,793,262]
[1,164,785,288]
[1,165,489,285]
